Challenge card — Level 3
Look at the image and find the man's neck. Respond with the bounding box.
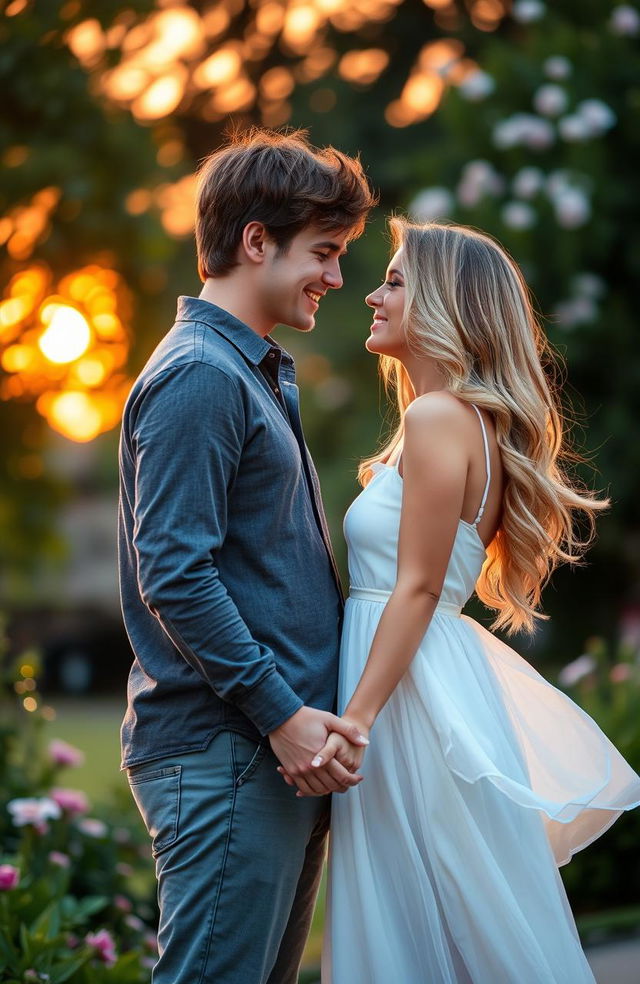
[199,277,273,338]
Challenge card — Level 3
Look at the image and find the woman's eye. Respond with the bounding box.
[385,280,402,288]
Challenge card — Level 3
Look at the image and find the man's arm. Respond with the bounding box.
[129,361,301,734]
[128,361,366,791]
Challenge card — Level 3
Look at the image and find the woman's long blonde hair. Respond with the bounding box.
[360,218,608,635]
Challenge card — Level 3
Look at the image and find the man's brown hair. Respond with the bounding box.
[195,127,377,280]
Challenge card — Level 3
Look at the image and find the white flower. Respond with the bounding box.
[501,201,537,230]
[7,797,61,827]
[558,654,597,686]
[512,167,545,199]
[610,5,640,36]
[458,70,495,102]
[558,114,592,142]
[545,169,572,200]
[576,99,617,135]
[77,817,108,838]
[457,160,504,207]
[543,56,572,80]
[533,84,568,117]
[571,272,605,299]
[408,187,454,222]
[493,114,554,151]
[553,188,591,228]
[554,297,597,328]
[512,0,545,23]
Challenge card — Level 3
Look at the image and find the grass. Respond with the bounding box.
[42,696,128,801]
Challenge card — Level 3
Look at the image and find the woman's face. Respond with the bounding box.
[365,247,408,358]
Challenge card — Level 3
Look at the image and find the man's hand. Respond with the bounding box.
[269,706,368,796]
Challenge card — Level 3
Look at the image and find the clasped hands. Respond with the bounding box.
[269,705,369,797]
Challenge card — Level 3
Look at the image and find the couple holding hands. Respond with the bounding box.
[118,128,640,984]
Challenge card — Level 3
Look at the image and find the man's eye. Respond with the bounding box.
[315,252,330,261]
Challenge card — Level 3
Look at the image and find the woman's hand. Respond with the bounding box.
[277,719,369,796]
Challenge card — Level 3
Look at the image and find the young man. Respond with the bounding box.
[118,128,376,983]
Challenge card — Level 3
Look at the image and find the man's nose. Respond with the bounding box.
[323,259,343,290]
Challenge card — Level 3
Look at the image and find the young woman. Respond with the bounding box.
[319,220,640,982]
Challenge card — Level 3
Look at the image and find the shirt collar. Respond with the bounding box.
[176,295,293,367]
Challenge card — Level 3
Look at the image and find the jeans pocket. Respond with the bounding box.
[230,733,267,787]
[128,765,181,855]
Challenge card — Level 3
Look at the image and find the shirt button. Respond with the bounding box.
[268,351,276,359]
[274,387,280,395]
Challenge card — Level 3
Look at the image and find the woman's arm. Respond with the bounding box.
[344,392,469,732]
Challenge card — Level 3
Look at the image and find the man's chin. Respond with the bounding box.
[290,316,315,333]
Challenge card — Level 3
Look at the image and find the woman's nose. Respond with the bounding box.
[365,290,380,308]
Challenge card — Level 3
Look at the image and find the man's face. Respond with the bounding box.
[259,225,351,332]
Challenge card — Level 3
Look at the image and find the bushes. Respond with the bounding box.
[558,637,640,919]
[0,643,157,983]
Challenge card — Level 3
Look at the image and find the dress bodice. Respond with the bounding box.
[344,463,487,610]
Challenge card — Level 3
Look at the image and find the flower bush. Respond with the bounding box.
[0,640,158,983]
[557,637,640,920]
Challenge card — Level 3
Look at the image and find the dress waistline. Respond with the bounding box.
[349,586,462,618]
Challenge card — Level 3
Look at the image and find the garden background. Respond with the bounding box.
[1,0,639,980]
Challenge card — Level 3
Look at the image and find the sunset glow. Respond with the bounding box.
[0,265,132,442]
[38,305,91,365]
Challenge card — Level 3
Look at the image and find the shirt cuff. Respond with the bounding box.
[235,667,304,736]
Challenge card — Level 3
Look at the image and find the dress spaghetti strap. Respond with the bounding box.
[470,404,491,527]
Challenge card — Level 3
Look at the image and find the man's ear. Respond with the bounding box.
[241,222,269,265]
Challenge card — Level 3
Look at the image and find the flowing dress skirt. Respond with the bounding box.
[324,602,640,984]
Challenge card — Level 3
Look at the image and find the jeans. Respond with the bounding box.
[127,731,329,984]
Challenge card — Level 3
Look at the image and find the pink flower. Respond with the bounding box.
[558,654,597,687]
[7,797,61,828]
[610,663,633,683]
[51,788,89,816]
[85,929,117,967]
[77,817,107,838]
[48,739,85,768]
[114,894,133,913]
[0,864,20,890]
[125,914,145,932]
[48,851,71,868]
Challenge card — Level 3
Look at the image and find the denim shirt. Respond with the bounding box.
[118,296,343,768]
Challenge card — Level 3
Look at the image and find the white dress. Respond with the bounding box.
[324,407,640,984]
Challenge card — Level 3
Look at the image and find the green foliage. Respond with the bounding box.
[0,638,157,982]
[557,637,640,919]
[289,0,640,653]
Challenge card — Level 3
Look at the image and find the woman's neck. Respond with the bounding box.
[403,354,447,399]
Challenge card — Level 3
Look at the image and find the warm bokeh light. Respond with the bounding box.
[38,304,91,364]
[155,174,198,236]
[282,5,321,51]
[39,390,104,443]
[339,48,389,85]
[1,187,61,262]
[67,0,506,132]
[193,47,242,89]
[132,67,188,120]
[0,264,133,442]
[260,66,295,101]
